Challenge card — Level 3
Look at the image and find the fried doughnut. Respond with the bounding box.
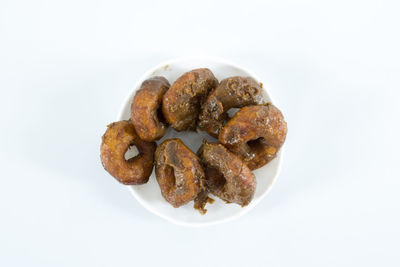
[162,68,218,131]
[198,76,264,137]
[131,76,170,141]
[197,141,256,206]
[100,120,156,185]
[219,103,287,170]
[155,139,205,208]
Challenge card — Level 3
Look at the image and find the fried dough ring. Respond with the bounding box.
[100,120,156,185]
[155,139,204,208]
[219,103,287,170]
[162,68,218,131]
[131,76,170,141]
[198,76,264,137]
[197,141,256,206]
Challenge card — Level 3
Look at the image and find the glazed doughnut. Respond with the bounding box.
[131,76,170,141]
[219,103,287,170]
[198,76,264,137]
[197,141,256,206]
[162,68,218,131]
[155,139,205,208]
[100,120,156,185]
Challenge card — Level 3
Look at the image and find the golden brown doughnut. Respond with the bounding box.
[162,68,218,131]
[100,120,156,185]
[131,76,170,141]
[198,76,264,137]
[155,139,205,208]
[197,141,256,206]
[219,103,287,170]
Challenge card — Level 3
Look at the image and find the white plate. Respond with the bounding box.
[118,56,284,226]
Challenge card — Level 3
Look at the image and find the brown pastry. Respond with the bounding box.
[197,141,256,206]
[131,76,170,141]
[155,139,205,208]
[219,103,287,170]
[162,68,218,131]
[198,76,264,137]
[100,120,156,185]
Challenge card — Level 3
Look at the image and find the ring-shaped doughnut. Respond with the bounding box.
[162,68,218,131]
[198,76,264,137]
[155,139,205,208]
[100,120,156,185]
[219,103,287,170]
[131,76,170,141]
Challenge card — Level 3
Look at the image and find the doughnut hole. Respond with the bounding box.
[124,144,139,160]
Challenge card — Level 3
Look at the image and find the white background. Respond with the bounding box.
[1,0,399,266]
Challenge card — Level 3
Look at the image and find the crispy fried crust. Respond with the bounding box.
[100,120,156,185]
[131,77,170,141]
[198,76,264,137]
[219,103,287,170]
[155,139,204,208]
[162,68,218,131]
[197,141,256,206]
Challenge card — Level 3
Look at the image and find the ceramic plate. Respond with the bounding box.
[118,56,283,226]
